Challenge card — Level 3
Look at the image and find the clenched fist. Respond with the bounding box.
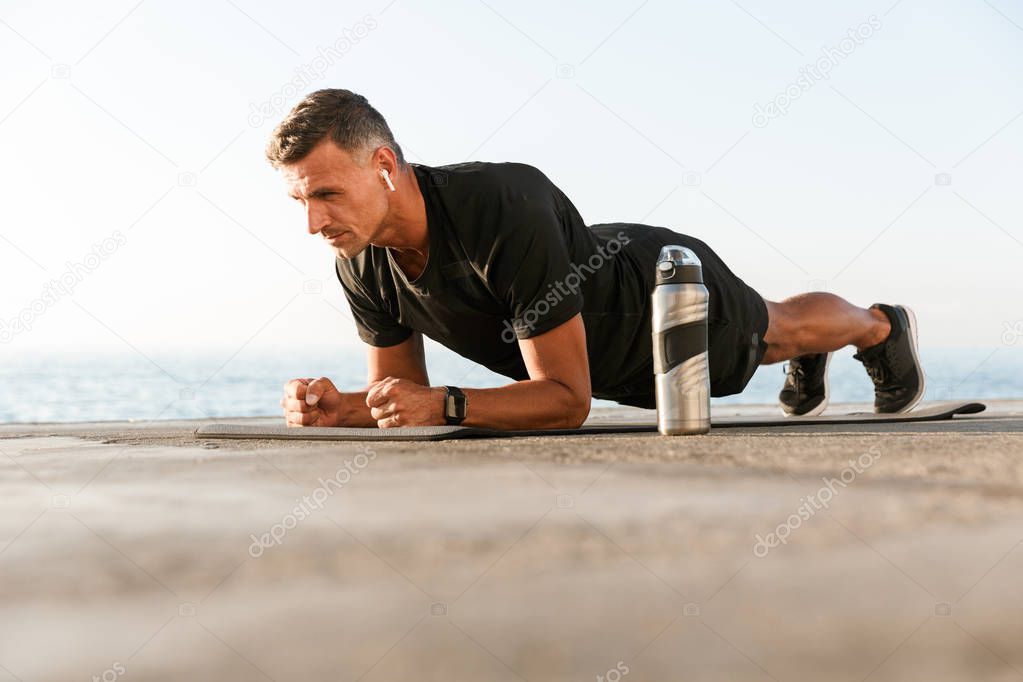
[366,376,446,428]
[281,377,344,427]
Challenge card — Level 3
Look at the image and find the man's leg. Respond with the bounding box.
[762,292,925,414]
[761,292,891,364]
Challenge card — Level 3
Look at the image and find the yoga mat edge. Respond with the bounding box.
[194,401,986,442]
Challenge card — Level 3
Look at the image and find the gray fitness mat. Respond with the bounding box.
[195,401,985,442]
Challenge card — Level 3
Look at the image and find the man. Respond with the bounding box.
[271,89,925,429]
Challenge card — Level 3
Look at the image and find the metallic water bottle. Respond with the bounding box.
[651,246,711,435]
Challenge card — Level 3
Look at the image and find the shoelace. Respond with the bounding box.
[864,361,887,386]
[783,362,805,391]
[864,345,905,390]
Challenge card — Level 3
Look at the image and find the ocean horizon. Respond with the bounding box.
[2,344,1020,425]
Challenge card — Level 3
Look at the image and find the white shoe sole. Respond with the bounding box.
[890,305,926,414]
[780,352,832,417]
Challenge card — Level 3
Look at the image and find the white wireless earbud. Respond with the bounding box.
[380,169,396,192]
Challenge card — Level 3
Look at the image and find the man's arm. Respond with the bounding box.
[368,328,429,385]
[282,331,432,427]
[459,313,590,429]
[285,316,591,429]
[364,314,591,430]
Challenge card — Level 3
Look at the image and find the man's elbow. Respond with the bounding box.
[559,389,591,429]
[566,401,590,429]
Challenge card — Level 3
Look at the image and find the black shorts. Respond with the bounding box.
[596,229,770,409]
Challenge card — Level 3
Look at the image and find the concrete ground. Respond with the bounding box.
[2,401,1022,682]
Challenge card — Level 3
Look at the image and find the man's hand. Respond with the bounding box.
[366,377,446,428]
[281,377,345,427]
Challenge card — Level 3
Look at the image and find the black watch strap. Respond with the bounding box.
[443,386,467,425]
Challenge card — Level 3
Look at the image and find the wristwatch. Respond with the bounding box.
[443,386,467,425]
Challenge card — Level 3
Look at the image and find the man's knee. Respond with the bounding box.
[773,298,819,339]
[764,300,788,342]
[763,299,804,362]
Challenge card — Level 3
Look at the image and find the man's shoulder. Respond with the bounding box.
[422,161,555,198]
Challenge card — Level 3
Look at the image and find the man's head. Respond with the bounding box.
[267,89,407,259]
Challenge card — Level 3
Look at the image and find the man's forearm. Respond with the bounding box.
[339,379,589,430]
[461,379,590,430]
[337,391,378,427]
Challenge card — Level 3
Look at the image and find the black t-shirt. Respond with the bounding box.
[335,161,687,400]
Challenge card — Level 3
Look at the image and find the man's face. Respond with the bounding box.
[282,139,389,259]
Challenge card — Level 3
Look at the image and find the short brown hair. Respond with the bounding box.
[265,89,406,169]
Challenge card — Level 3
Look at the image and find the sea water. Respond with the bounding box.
[1,345,1020,424]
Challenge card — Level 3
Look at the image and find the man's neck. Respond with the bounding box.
[377,165,430,280]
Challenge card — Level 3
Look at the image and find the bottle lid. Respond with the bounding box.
[655,245,704,284]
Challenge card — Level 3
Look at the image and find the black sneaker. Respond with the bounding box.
[779,352,832,417]
[853,303,926,414]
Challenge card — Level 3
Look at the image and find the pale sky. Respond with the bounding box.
[2,0,1021,366]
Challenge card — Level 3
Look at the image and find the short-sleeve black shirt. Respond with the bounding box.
[335,161,759,401]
